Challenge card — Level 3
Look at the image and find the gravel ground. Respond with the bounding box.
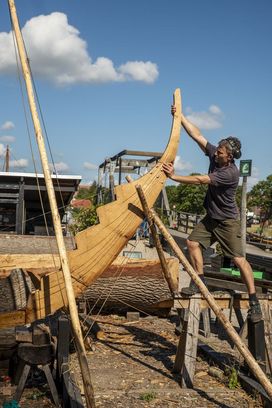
[0,313,264,407]
[69,314,263,408]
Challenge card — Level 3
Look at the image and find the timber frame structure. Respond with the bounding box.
[97,150,173,224]
[97,150,162,203]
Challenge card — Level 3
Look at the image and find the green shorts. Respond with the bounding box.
[188,215,243,258]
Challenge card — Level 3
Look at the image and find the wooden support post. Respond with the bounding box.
[14,364,31,402]
[16,179,24,234]
[42,364,61,407]
[247,319,266,373]
[146,206,272,400]
[136,185,177,296]
[173,296,201,388]
[161,187,172,226]
[259,300,272,374]
[233,319,248,353]
[201,309,211,338]
[57,315,71,378]
[234,307,245,329]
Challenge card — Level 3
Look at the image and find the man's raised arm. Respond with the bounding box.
[172,106,208,153]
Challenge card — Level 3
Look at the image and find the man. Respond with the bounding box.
[162,106,262,323]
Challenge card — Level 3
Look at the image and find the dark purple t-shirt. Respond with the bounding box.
[204,142,240,220]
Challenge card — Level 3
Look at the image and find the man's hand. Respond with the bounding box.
[171,103,208,153]
[162,162,174,178]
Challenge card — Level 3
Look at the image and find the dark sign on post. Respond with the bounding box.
[240,160,252,177]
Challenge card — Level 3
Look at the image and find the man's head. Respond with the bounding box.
[215,137,242,167]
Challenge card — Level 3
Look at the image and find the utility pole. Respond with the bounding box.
[5,145,10,172]
[240,160,252,256]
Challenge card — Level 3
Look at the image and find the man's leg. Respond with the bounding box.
[233,256,262,322]
[186,239,204,276]
[233,256,256,294]
[213,219,262,323]
[181,215,213,295]
[180,239,206,295]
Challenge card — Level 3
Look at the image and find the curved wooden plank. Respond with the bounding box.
[0,89,182,325]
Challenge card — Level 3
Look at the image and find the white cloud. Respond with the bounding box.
[186,104,224,130]
[83,161,97,170]
[174,155,193,172]
[209,105,222,115]
[0,13,158,85]
[0,135,15,143]
[118,61,158,83]
[50,161,69,173]
[1,121,15,130]
[9,158,28,168]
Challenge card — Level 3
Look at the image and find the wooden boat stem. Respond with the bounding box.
[136,185,177,295]
[8,1,95,406]
[148,207,272,400]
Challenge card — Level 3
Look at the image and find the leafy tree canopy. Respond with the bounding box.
[69,181,99,235]
[165,173,207,214]
[248,175,272,221]
[69,206,98,235]
[76,181,98,202]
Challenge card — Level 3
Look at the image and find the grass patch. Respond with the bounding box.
[139,391,157,402]
[227,367,240,389]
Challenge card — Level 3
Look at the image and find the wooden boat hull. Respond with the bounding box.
[0,89,182,328]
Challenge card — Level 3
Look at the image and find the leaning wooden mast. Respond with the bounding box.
[7,1,95,406]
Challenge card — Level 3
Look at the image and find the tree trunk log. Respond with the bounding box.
[0,257,179,315]
[81,257,179,314]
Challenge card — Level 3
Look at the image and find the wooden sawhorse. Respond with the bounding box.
[172,292,272,388]
[14,341,60,407]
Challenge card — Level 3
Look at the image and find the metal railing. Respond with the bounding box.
[154,207,202,234]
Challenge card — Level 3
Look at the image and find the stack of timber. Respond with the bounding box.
[0,235,75,319]
[247,232,272,248]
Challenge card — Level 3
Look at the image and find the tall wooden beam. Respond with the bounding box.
[8,1,95,406]
[136,185,177,295]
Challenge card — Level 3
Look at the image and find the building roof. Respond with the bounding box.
[0,171,81,207]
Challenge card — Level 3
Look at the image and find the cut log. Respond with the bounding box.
[0,256,179,318]
[81,257,179,313]
[0,269,32,312]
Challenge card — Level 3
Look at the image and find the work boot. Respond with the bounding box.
[180,280,201,296]
[247,301,263,323]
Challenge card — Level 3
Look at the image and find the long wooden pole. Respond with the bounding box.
[8,1,95,406]
[145,204,272,400]
[136,186,177,295]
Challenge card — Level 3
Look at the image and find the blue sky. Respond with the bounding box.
[0,0,271,190]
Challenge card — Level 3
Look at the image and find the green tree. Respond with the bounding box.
[166,174,207,214]
[248,175,272,223]
[76,181,98,202]
[165,185,179,208]
[69,206,98,235]
[69,181,100,234]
